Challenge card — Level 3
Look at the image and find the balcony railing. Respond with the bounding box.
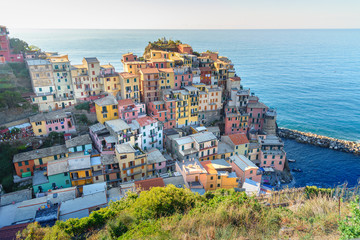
[104,168,120,174]
[123,162,147,171]
[127,170,142,177]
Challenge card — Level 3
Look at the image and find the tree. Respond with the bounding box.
[0,91,25,108]
[9,38,29,53]
[28,45,41,51]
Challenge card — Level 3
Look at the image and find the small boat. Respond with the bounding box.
[288,159,296,163]
[292,168,302,172]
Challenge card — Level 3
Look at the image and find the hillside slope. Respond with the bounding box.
[17,186,356,240]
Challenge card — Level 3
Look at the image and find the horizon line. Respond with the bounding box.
[9,27,360,31]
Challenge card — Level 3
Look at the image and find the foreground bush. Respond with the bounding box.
[17,186,351,239]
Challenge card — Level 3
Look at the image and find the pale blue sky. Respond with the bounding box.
[1,0,359,29]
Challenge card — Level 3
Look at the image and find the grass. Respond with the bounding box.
[17,186,355,240]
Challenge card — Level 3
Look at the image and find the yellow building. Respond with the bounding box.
[119,72,140,103]
[94,95,119,124]
[115,143,147,182]
[158,68,175,90]
[102,73,120,97]
[30,118,47,136]
[216,142,235,160]
[199,160,238,191]
[221,133,250,157]
[171,86,199,127]
[68,153,93,187]
[123,61,148,74]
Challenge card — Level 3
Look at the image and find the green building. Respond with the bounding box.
[33,159,71,194]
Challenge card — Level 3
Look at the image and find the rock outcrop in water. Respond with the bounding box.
[278,128,360,155]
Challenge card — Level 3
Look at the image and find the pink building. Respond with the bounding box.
[224,106,249,135]
[118,99,146,124]
[177,44,193,54]
[45,113,76,134]
[121,53,138,62]
[0,26,24,63]
[149,59,168,69]
[100,64,115,76]
[174,67,193,90]
[146,148,167,176]
[147,100,176,129]
[247,96,268,131]
[229,154,262,186]
[89,123,115,154]
[259,135,286,171]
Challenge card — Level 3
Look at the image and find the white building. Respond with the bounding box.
[133,116,163,151]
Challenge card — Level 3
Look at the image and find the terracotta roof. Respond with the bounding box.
[139,68,159,74]
[122,53,133,57]
[159,68,174,73]
[118,99,134,106]
[135,177,165,191]
[229,76,241,81]
[0,223,30,240]
[200,160,217,174]
[119,72,137,79]
[227,133,249,145]
[135,116,157,127]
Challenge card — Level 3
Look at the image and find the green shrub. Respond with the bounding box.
[305,186,333,198]
[75,102,90,111]
[132,185,197,220]
[339,197,360,239]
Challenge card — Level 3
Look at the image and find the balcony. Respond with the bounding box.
[104,168,120,174]
[127,170,142,177]
[123,162,147,171]
[71,176,92,181]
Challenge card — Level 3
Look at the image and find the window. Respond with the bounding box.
[264,155,267,159]
[66,180,70,184]
[18,162,23,167]
[217,184,220,187]
[27,168,30,171]
[39,158,43,165]
[271,161,274,165]
[25,161,29,166]
[64,172,68,176]
[217,176,220,179]
[210,176,213,180]
[20,169,23,173]
[279,161,282,165]
[250,170,253,174]
[263,161,267,164]
[210,184,213,188]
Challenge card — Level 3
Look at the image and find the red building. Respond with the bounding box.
[147,100,177,129]
[0,26,24,63]
[177,44,193,54]
[199,67,212,85]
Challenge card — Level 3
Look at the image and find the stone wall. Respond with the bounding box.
[278,128,360,155]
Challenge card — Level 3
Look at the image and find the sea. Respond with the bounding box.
[10,29,360,187]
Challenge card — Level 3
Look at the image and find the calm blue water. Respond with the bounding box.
[10,29,360,187]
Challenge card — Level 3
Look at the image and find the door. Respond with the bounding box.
[195,176,198,182]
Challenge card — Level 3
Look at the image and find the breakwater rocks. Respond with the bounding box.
[278,128,360,155]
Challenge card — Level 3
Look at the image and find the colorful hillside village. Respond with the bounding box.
[0,35,288,230]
